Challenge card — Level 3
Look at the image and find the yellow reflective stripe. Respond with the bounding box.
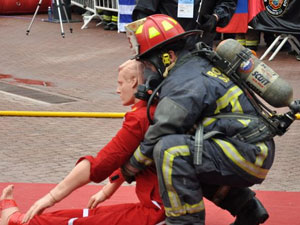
[246,40,259,46]
[214,86,243,114]
[237,119,251,127]
[163,145,190,209]
[237,40,246,46]
[111,15,118,22]
[165,200,205,217]
[167,17,178,25]
[255,142,268,167]
[231,97,243,112]
[202,117,216,127]
[133,146,153,166]
[213,138,269,179]
[162,20,174,31]
[103,15,111,20]
[149,27,160,39]
[135,24,143,34]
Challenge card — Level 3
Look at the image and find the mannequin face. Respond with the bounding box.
[116,62,138,106]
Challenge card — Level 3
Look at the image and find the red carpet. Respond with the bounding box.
[1,183,299,225]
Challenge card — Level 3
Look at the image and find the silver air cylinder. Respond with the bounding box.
[216,39,293,108]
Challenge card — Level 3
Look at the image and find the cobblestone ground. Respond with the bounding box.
[0,13,300,191]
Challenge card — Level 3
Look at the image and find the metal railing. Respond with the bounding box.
[71,0,118,29]
[95,0,118,12]
[71,0,95,13]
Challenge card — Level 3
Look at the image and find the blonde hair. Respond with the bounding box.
[118,59,145,84]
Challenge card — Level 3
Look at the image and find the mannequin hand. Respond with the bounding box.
[198,14,218,32]
[87,190,108,209]
[22,193,56,223]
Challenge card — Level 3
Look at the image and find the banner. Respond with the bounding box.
[118,0,136,32]
[217,0,248,33]
[250,0,300,34]
[217,0,265,33]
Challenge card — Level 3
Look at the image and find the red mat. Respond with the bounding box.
[1,183,299,225]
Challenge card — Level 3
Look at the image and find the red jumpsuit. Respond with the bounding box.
[15,101,165,225]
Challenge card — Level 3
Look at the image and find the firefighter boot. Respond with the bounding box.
[109,13,118,30]
[245,29,260,51]
[236,33,246,47]
[231,197,269,225]
[103,11,112,30]
[202,185,268,225]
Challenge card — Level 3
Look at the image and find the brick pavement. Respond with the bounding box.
[0,13,300,191]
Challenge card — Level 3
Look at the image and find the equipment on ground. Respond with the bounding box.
[0,111,125,118]
[26,0,72,38]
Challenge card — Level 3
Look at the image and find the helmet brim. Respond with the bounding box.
[136,30,203,59]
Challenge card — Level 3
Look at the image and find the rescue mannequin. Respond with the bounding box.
[123,14,273,225]
[0,59,164,225]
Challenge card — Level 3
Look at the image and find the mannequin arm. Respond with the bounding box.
[22,159,91,223]
[87,178,124,209]
[50,159,91,201]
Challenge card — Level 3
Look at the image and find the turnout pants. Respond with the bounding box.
[153,134,274,225]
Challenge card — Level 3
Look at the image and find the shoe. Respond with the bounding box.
[231,197,269,225]
[109,23,117,31]
[296,54,300,61]
[103,22,117,31]
[103,24,110,30]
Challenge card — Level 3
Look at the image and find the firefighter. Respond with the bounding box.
[123,14,275,225]
[132,0,237,48]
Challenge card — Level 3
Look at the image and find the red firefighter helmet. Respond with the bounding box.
[125,14,202,58]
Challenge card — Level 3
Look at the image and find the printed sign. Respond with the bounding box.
[178,0,194,18]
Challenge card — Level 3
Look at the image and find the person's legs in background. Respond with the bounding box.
[236,30,260,51]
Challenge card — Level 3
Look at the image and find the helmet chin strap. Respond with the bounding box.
[163,60,177,78]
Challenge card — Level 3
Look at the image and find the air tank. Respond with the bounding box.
[216,39,293,108]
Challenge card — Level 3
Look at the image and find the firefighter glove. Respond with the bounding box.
[198,14,218,33]
[121,162,138,184]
